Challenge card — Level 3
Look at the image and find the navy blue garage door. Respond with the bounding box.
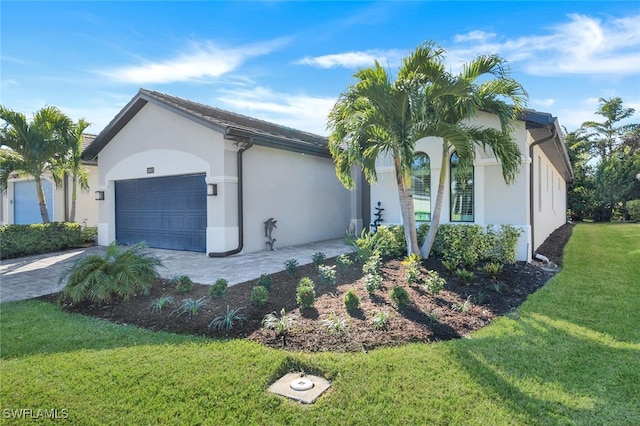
[115,174,207,252]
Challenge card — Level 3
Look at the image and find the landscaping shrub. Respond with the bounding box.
[362,251,382,276]
[60,242,162,303]
[256,274,272,291]
[371,225,406,258]
[1,222,87,259]
[318,264,337,286]
[312,251,326,267]
[172,275,193,294]
[484,225,523,264]
[251,286,269,307]
[390,285,410,309]
[209,279,228,299]
[336,253,353,273]
[297,277,315,289]
[343,289,361,310]
[364,273,383,293]
[402,253,422,284]
[296,283,316,309]
[432,224,488,268]
[423,270,446,295]
[627,200,640,222]
[284,259,299,277]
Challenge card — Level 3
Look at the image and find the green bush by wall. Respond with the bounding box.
[0,223,96,259]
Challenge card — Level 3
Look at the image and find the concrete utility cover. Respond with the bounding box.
[267,373,331,404]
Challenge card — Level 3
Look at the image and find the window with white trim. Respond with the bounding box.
[411,152,431,222]
[450,152,473,222]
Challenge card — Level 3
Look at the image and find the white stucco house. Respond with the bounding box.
[371,109,573,261]
[83,89,352,255]
[0,136,99,227]
[84,89,572,261]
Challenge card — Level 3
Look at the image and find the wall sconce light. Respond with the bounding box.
[95,191,105,201]
[207,183,218,196]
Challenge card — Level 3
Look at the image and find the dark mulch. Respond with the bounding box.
[39,223,574,352]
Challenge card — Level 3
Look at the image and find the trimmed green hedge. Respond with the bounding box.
[0,223,96,259]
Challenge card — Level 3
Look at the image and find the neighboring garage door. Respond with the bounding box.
[14,179,54,224]
[115,174,207,252]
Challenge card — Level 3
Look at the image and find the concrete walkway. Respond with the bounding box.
[0,239,352,303]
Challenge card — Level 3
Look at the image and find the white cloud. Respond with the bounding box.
[450,13,640,76]
[100,39,288,84]
[454,30,496,43]
[295,49,405,69]
[530,98,555,108]
[216,87,336,135]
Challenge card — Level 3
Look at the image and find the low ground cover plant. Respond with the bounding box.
[149,294,175,313]
[173,297,206,319]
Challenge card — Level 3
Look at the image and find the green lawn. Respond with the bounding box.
[1,223,638,425]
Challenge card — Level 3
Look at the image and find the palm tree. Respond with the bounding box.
[581,97,637,160]
[419,54,527,258]
[57,118,91,222]
[0,106,72,223]
[327,43,462,256]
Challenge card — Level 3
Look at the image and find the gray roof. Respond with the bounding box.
[521,109,574,183]
[83,89,330,160]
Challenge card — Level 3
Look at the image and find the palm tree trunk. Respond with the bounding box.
[34,175,51,223]
[421,144,449,258]
[69,175,77,223]
[394,156,421,256]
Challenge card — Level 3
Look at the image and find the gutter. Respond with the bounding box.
[528,124,557,257]
[208,130,254,257]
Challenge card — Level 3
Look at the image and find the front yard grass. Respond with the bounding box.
[1,223,638,425]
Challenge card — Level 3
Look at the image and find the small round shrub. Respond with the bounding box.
[296,285,316,309]
[343,289,360,311]
[209,278,228,299]
[318,264,336,286]
[336,253,353,273]
[172,275,193,294]
[256,273,272,291]
[390,285,410,309]
[312,251,326,267]
[251,285,269,307]
[297,277,315,289]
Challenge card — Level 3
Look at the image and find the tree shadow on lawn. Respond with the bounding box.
[451,312,640,424]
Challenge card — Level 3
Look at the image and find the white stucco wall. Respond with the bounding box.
[96,101,351,255]
[369,112,537,261]
[531,144,567,253]
[243,145,351,253]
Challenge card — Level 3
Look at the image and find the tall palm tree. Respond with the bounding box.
[419,54,527,258]
[328,43,462,256]
[0,106,72,223]
[56,118,91,222]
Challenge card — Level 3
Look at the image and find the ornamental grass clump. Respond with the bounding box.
[173,297,206,319]
[209,306,246,333]
[371,310,391,330]
[323,312,349,335]
[262,308,296,347]
[60,242,162,303]
[148,294,175,313]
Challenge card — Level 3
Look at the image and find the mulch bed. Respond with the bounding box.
[39,223,574,352]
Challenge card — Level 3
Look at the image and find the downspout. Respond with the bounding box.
[208,139,253,257]
[528,125,556,258]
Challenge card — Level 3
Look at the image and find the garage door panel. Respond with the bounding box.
[115,174,206,252]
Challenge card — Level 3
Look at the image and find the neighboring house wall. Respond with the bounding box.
[0,170,98,226]
[368,111,569,261]
[95,100,351,254]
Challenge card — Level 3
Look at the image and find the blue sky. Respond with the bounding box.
[2,1,639,136]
